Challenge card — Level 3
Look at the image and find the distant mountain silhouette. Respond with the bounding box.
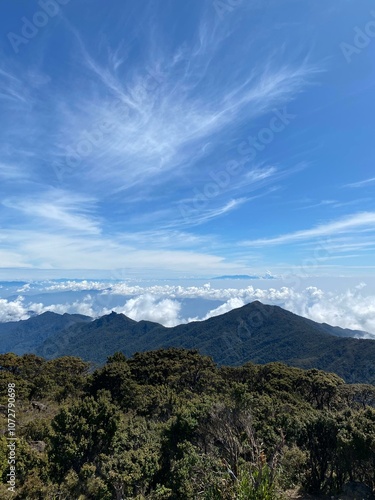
[310,320,373,340]
[212,274,276,279]
[27,301,375,384]
[0,311,92,355]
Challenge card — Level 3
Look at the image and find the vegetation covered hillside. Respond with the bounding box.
[35,301,375,384]
[0,349,374,499]
[0,312,92,356]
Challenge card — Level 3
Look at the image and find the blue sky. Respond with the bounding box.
[1,0,375,279]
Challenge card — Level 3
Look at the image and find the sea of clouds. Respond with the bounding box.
[0,279,375,338]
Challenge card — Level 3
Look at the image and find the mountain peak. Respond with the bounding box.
[39,311,60,318]
[248,300,265,307]
[3,302,374,384]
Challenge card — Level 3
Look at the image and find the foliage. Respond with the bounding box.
[34,302,375,384]
[0,348,374,498]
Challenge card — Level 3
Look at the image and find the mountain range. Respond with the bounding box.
[0,311,92,355]
[211,273,276,280]
[0,301,374,384]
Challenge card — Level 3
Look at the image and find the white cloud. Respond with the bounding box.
[17,284,30,293]
[0,249,31,268]
[196,297,245,321]
[0,163,29,181]
[0,297,33,322]
[0,68,30,104]
[0,227,244,274]
[48,25,318,205]
[1,282,375,337]
[45,280,109,292]
[179,198,249,226]
[3,191,101,235]
[0,16,322,276]
[105,283,375,336]
[46,296,98,318]
[0,295,97,322]
[344,177,375,188]
[241,212,375,247]
[106,294,182,327]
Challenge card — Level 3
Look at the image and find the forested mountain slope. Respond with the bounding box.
[35,301,375,384]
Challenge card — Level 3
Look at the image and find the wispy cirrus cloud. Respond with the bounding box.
[299,236,375,254]
[0,227,245,275]
[0,68,30,104]
[241,212,375,247]
[4,0,368,278]
[26,27,318,236]
[344,177,375,188]
[48,17,319,201]
[178,198,249,227]
[0,163,30,181]
[3,191,102,235]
